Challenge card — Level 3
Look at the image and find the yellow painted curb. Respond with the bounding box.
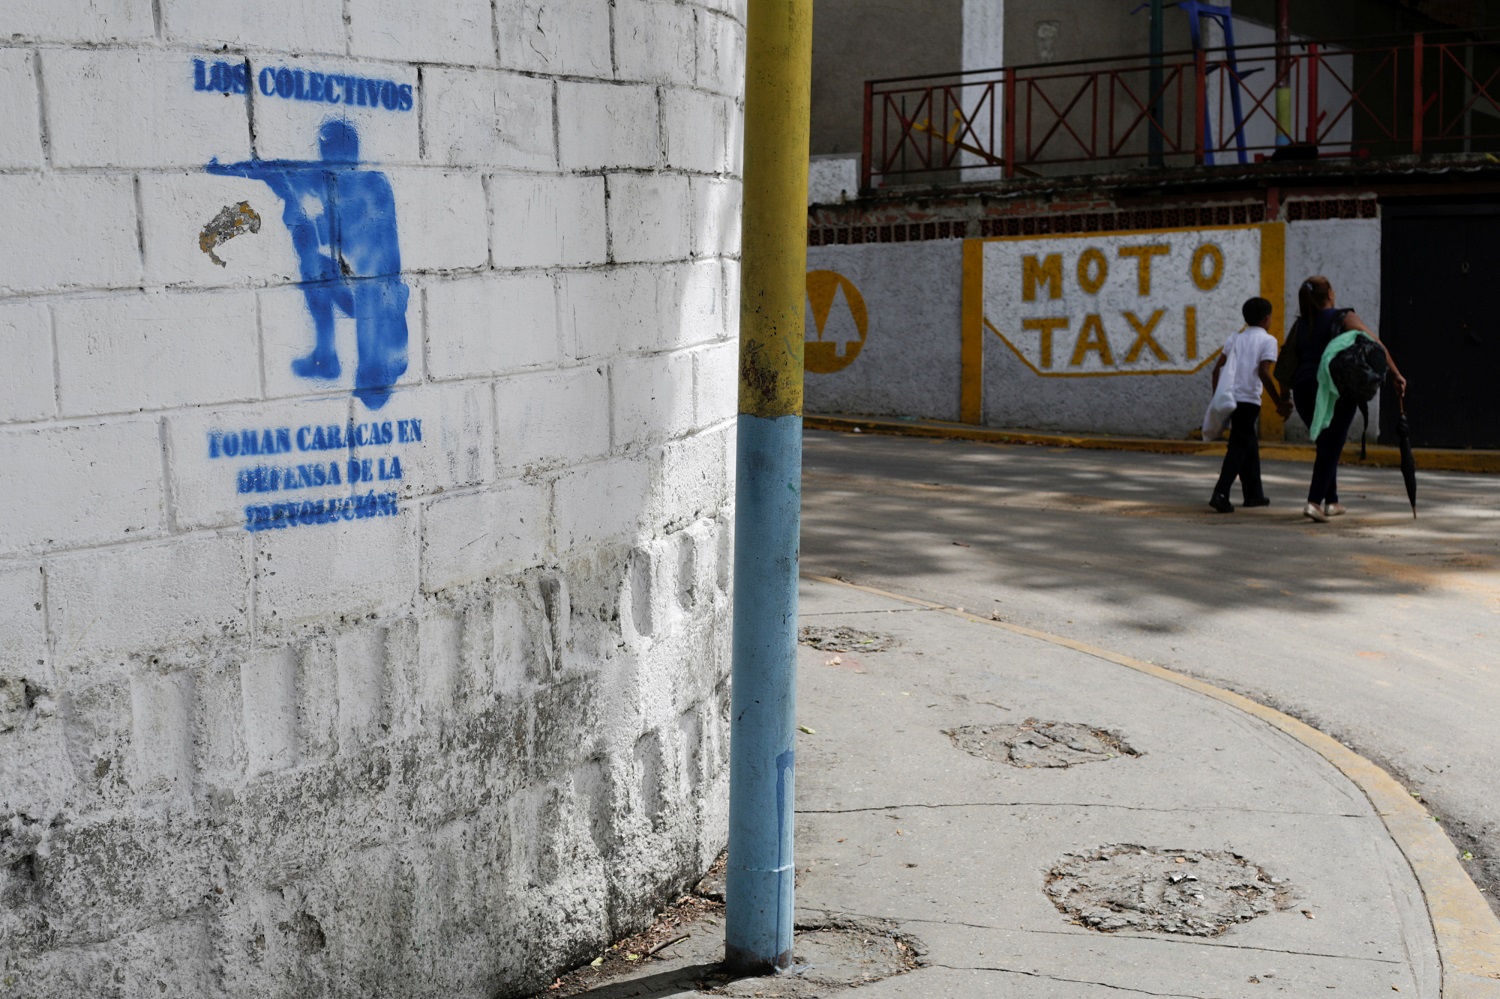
[804,572,1500,995]
[805,414,1500,475]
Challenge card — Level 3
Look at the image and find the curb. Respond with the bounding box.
[805,414,1500,475]
[803,572,1500,997]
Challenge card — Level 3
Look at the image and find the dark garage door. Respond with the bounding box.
[1381,204,1500,449]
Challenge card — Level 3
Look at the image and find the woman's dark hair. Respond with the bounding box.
[1242,297,1273,327]
[1298,275,1333,333]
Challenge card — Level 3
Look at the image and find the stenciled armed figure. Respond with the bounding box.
[209,120,408,409]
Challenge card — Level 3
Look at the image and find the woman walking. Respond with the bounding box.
[1277,276,1407,522]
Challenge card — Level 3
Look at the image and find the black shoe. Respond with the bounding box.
[1209,493,1234,513]
[1241,496,1270,508]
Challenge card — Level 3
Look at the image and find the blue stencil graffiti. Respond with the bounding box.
[208,121,408,409]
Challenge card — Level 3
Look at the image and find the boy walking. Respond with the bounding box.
[1208,297,1282,513]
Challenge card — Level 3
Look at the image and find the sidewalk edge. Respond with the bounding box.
[805,414,1500,474]
[803,573,1500,995]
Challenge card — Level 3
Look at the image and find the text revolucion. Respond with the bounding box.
[193,58,413,112]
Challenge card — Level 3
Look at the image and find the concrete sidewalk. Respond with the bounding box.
[542,575,1500,998]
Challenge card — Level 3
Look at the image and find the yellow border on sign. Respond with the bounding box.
[1257,222,1287,441]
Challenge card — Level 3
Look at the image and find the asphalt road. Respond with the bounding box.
[799,429,1500,913]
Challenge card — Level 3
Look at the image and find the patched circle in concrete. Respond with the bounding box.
[716,922,922,996]
[797,625,896,653]
[947,718,1140,768]
[1046,845,1294,936]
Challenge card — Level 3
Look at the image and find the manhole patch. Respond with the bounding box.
[715,920,923,996]
[947,718,1140,768]
[1046,844,1294,936]
[797,625,896,653]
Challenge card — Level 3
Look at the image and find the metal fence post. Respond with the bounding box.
[725,0,812,977]
[861,79,874,192]
[1412,32,1425,155]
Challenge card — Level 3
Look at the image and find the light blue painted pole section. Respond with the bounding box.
[725,413,802,972]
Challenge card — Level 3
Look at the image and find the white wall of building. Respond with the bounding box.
[0,1,743,995]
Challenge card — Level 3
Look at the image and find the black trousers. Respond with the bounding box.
[1213,402,1266,502]
[1294,378,1357,505]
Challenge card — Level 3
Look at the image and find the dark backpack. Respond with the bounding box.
[1328,334,1387,403]
[1327,334,1388,457]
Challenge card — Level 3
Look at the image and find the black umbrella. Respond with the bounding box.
[1397,399,1417,519]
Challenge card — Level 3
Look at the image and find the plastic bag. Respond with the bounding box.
[1201,382,1236,441]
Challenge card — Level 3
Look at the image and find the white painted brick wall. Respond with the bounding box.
[0,49,43,168]
[497,0,612,77]
[0,175,142,294]
[161,0,347,54]
[0,302,56,424]
[44,49,251,169]
[424,68,556,170]
[557,81,661,170]
[490,174,607,268]
[0,3,742,993]
[53,292,263,416]
[350,0,497,66]
[608,174,694,264]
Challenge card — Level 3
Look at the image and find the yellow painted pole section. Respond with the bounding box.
[1257,222,1286,441]
[738,0,813,420]
[960,238,984,424]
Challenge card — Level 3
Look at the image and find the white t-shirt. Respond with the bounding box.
[1220,326,1278,405]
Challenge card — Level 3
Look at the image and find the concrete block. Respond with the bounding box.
[490,174,606,269]
[557,81,659,171]
[161,0,346,53]
[258,282,423,403]
[0,0,154,41]
[194,658,247,783]
[0,49,43,168]
[614,0,696,86]
[554,458,653,553]
[54,291,263,416]
[691,0,745,21]
[48,534,250,672]
[497,0,611,77]
[607,173,693,264]
[425,272,559,379]
[364,380,499,500]
[140,172,303,288]
[129,666,195,797]
[659,424,730,526]
[253,511,417,634]
[662,88,727,174]
[241,646,298,775]
[163,395,356,531]
[691,177,741,258]
[662,258,728,349]
[423,68,555,170]
[386,168,489,273]
[0,420,164,556]
[334,624,390,751]
[696,10,745,97]
[694,340,738,427]
[249,56,419,164]
[350,0,496,66]
[0,302,56,423]
[422,480,552,593]
[494,365,610,473]
[560,264,665,359]
[0,175,141,295]
[612,351,696,448]
[0,563,46,678]
[43,48,250,168]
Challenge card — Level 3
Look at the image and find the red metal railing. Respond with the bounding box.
[861,30,1500,190]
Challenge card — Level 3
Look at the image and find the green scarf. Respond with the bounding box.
[1309,330,1374,440]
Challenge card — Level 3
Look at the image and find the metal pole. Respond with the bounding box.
[1149,0,1165,165]
[725,0,812,977]
[1275,0,1292,145]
